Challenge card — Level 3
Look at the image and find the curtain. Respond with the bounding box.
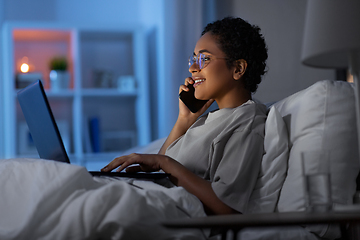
[157,0,218,138]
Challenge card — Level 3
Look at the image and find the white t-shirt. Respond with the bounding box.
[165,101,267,213]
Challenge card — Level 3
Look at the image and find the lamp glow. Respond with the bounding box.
[20,63,29,73]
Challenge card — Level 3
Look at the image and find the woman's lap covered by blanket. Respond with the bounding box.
[0,158,207,240]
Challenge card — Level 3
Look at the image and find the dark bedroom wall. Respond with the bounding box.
[3,0,56,21]
[216,0,335,103]
[54,0,141,26]
[0,0,3,156]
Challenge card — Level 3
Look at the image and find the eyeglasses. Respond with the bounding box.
[188,53,228,70]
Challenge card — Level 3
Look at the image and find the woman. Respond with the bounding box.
[102,17,268,216]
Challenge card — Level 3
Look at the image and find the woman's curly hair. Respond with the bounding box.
[202,17,268,93]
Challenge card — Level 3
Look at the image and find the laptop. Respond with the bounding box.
[17,80,169,179]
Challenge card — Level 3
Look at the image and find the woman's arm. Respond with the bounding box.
[157,117,195,155]
[158,78,214,155]
[101,153,238,215]
[161,156,239,215]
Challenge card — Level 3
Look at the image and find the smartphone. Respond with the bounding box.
[179,84,208,113]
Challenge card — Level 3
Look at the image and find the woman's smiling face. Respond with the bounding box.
[189,32,242,109]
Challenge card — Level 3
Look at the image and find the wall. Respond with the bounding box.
[227,0,335,103]
[156,0,206,138]
[150,0,218,138]
[54,0,141,26]
[2,0,56,21]
[0,0,3,156]
[139,0,164,140]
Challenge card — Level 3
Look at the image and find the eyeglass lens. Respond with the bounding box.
[189,53,206,69]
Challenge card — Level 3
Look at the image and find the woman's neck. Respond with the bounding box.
[216,88,252,109]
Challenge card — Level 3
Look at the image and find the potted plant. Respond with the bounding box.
[49,56,70,91]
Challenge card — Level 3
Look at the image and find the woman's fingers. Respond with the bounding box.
[179,84,188,94]
[185,77,194,85]
[101,159,118,172]
[115,159,133,172]
[101,154,134,172]
[179,77,194,94]
[102,153,163,173]
[114,153,140,172]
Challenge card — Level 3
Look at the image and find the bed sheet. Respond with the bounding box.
[0,158,207,240]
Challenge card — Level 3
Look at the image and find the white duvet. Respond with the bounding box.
[0,158,207,240]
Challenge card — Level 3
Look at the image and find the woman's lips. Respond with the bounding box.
[193,78,205,88]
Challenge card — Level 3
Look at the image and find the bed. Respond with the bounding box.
[0,157,208,239]
[0,80,359,240]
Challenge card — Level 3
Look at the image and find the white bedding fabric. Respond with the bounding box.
[0,158,207,240]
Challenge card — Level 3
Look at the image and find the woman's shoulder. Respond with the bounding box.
[196,101,266,128]
[232,101,267,118]
[227,101,267,134]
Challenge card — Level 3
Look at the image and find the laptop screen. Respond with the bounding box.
[17,80,70,163]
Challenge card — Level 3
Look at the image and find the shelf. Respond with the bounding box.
[14,88,138,98]
[13,29,71,42]
[80,89,137,97]
[79,30,134,89]
[12,28,73,89]
[46,90,75,98]
[1,22,151,165]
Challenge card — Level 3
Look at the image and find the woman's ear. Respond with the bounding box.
[233,59,247,80]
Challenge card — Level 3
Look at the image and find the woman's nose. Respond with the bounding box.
[189,62,200,73]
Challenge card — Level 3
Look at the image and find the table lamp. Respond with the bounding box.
[301,1,360,167]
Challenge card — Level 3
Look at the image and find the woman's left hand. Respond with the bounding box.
[101,153,168,173]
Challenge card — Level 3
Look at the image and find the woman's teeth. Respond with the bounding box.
[194,79,205,87]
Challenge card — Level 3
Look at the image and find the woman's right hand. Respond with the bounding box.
[178,77,214,122]
[178,77,195,116]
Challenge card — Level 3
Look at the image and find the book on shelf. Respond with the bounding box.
[83,117,92,153]
[90,117,101,153]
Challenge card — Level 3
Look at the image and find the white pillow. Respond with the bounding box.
[275,80,359,211]
[246,106,289,213]
[274,80,359,238]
